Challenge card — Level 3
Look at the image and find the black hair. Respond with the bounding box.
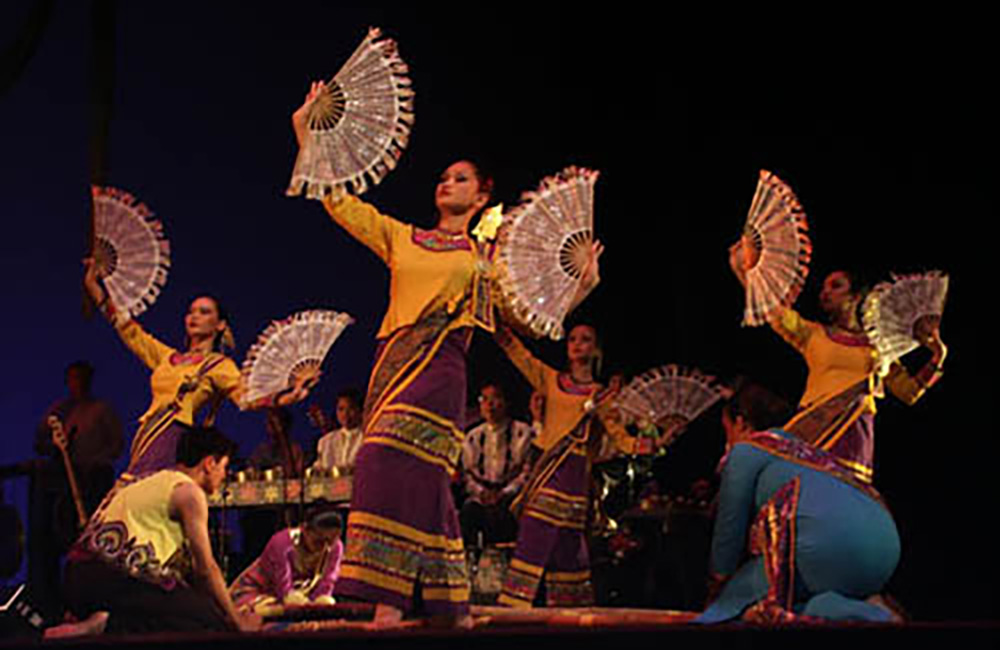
[65,360,95,386]
[722,380,794,432]
[820,269,873,326]
[175,425,238,468]
[838,270,872,298]
[305,504,344,531]
[458,159,495,200]
[187,293,232,351]
[335,388,363,410]
[563,321,603,376]
[478,382,507,400]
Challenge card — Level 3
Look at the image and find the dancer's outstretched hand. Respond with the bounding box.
[292,80,326,147]
[82,257,107,305]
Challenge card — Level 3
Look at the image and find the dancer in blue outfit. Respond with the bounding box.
[698,384,901,624]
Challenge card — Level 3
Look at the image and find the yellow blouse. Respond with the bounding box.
[115,319,242,426]
[770,307,926,411]
[323,194,483,339]
[498,333,639,454]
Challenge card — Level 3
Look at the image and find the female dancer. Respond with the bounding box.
[699,384,901,623]
[496,323,658,608]
[230,507,344,614]
[292,80,530,627]
[730,247,947,484]
[82,260,312,477]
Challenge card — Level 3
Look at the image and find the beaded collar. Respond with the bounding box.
[412,227,472,252]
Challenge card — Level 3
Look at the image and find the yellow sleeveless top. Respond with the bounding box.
[76,470,195,588]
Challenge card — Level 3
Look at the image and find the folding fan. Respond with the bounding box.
[739,170,811,326]
[863,270,949,373]
[615,365,732,448]
[240,310,354,408]
[287,27,414,199]
[495,166,599,340]
[91,186,170,320]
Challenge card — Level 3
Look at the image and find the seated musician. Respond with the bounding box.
[241,408,306,564]
[248,407,305,478]
[459,384,537,548]
[230,506,344,614]
[312,389,363,474]
[62,426,261,633]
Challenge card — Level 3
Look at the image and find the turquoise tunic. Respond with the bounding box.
[698,430,900,623]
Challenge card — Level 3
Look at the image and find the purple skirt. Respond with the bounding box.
[785,379,876,484]
[500,433,594,608]
[336,324,471,616]
[126,421,187,477]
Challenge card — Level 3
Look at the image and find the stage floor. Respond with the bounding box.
[4,604,998,649]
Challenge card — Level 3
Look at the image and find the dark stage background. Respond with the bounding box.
[1,2,993,621]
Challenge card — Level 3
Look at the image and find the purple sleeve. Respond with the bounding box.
[259,529,295,600]
[309,538,344,600]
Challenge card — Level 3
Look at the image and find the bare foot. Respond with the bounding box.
[866,594,904,623]
[44,611,109,639]
[366,603,405,630]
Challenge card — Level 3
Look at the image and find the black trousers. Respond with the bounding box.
[63,559,231,634]
[459,500,517,547]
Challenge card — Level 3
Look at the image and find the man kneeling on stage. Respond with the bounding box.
[62,426,261,634]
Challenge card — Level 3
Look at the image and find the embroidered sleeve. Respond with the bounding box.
[595,401,646,455]
[322,194,405,264]
[767,307,817,354]
[115,319,176,371]
[884,361,928,406]
[207,357,245,407]
[495,328,550,392]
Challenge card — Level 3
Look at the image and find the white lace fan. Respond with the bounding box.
[287,27,414,200]
[495,166,598,340]
[616,365,732,447]
[739,170,812,326]
[91,186,170,320]
[863,271,949,374]
[240,310,354,408]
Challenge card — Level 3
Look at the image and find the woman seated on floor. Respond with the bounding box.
[698,383,902,623]
[229,506,344,614]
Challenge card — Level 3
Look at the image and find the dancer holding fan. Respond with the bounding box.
[494,322,655,609]
[729,170,949,484]
[82,187,316,478]
[488,168,653,608]
[289,27,505,627]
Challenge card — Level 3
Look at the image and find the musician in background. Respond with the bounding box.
[242,408,305,564]
[312,389,364,473]
[248,407,305,478]
[29,361,124,620]
[459,384,536,548]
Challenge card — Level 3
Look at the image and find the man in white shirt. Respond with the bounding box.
[460,384,536,547]
[313,389,364,473]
